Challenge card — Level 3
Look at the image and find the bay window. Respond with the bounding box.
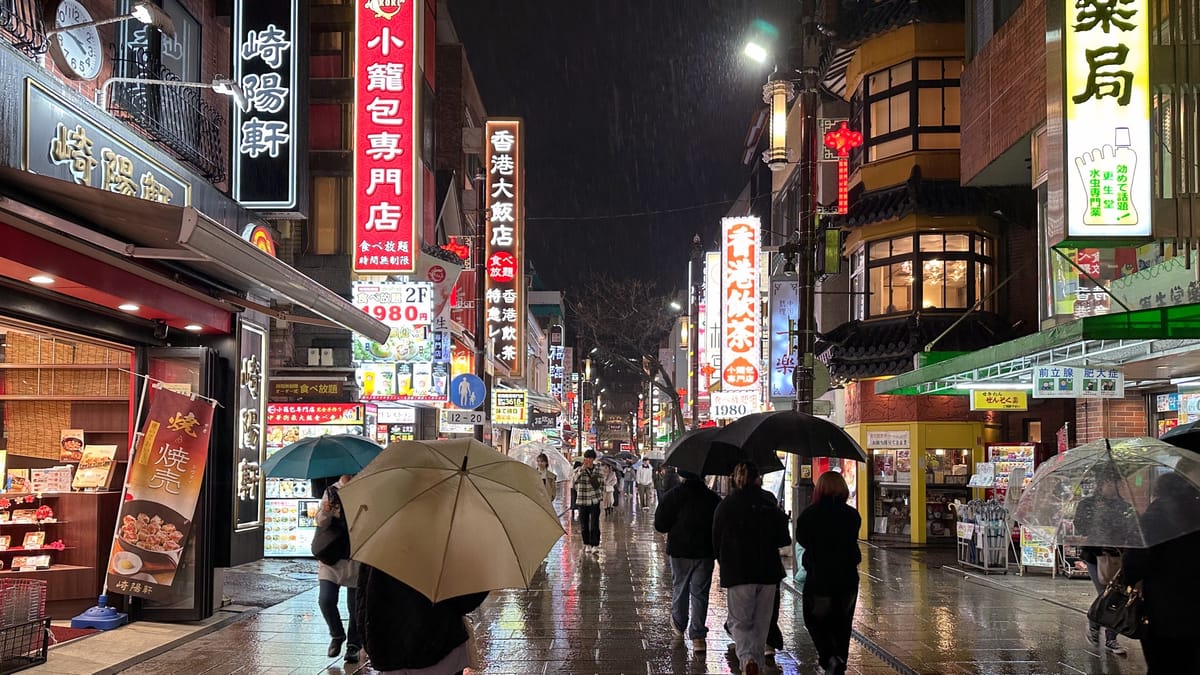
[853,232,994,320]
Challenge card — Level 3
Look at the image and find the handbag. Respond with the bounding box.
[1087,570,1149,640]
[311,485,351,565]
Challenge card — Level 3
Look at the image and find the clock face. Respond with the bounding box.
[48,0,103,81]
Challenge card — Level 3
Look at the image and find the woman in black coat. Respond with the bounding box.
[795,471,862,675]
[356,564,488,674]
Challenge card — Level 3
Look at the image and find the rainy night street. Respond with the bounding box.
[35,499,1148,675]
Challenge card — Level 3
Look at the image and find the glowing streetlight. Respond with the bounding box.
[743,41,769,64]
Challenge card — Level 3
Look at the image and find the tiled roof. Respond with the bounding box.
[834,0,964,47]
[828,167,1033,228]
[816,311,1016,381]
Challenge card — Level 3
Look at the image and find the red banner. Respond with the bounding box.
[352,0,419,274]
[106,387,214,600]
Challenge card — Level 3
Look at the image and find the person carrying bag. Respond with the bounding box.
[313,476,362,662]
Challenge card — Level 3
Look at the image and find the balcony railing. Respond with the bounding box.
[0,0,47,56]
[107,50,226,183]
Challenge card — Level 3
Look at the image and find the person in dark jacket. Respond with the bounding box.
[712,462,791,675]
[356,563,488,674]
[1122,473,1200,674]
[796,471,862,675]
[1074,470,1136,656]
[654,470,721,652]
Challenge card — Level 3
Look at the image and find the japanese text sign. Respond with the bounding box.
[353,0,419,273]
[484,119,525,376]
[233,0,298,209]
[970,389,1029,411]
[1064,0,1150,239]
[1033,366,1124,398]
[702,251,722,398]
[106,386,213,600]
[266,403,364,425]
[492,389,528,426]
[720,217,761,392]
[548,325,565,401]
[235,322,267,531]
[769,279,799,400]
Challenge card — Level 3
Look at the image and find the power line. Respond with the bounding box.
[526,198,739,222]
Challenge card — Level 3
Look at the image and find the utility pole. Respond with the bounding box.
[688,233,703,429]
[474,169,487,444]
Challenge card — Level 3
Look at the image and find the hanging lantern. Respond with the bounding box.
[761,73,795,171]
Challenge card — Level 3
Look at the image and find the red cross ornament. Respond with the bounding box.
[823,121,863,215]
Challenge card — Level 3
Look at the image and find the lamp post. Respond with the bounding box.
[688,233,703,428]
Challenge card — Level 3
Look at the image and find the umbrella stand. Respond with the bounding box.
[954,499,1009,574]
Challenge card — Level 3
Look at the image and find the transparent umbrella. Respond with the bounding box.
[510,442,572,481]
[1013,437,1200,549]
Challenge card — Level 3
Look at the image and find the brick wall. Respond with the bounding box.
[1076,396,1148,444]
[960,0,1046,183]
[850,380,981,425]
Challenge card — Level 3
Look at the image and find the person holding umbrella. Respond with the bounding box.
[712,461,791,675]
[654,470,720,652]
[636,458,655,510]
[572,450,604,552]
[795,471,862,675]
[535,453,557,503]
[317,474,362,662]
[1075,469,1136,656]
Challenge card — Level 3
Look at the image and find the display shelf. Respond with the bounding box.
[0,522,69,526]
[0,547,75,553]
[0,564,89,575]
[0,363,126,369]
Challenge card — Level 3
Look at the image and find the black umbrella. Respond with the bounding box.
[613,451,637,462]
[664,427,784,476]
[713,411,867,462]
[1160,420,1200,453]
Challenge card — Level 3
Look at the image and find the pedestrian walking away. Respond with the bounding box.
[623,463,636,498]
[795,471,862,675]
[636,458,655,510]
[1122,473,1200,673]
[316,474,362,663]
[712,461,791,675]
[601,462,618,517]
[1074,468,1136,656]
[654,469,721,652]
[572,450,603,552]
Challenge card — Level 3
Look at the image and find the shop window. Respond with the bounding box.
[854,232,995,319]
[161,0,201,82]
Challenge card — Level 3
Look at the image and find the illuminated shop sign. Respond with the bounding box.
[720,217,761,393]
[548,325,565,401]
[1064,0,1150,239]
[492,389,528,426]
[352,282,449,403]
[769,279,799,400]
[353,0,419,273]
[484,119,525,376]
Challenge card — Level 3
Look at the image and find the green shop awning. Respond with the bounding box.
[875,303,1200,395]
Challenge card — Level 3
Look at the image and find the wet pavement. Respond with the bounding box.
[36,496,1155,674]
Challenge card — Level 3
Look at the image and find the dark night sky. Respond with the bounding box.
[449,0,794,296]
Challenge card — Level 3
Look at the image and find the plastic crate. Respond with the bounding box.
[0,617,49,674]
[0,581,45,629]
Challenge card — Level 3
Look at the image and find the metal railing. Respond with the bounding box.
[0,0,46,55]
[107,50,226,183]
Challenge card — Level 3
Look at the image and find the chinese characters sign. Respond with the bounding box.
[1064,0,1150,239]
[233,0,298,209]
[235,322,266,531]
[267,403,364,425]
[720,217,761,392]
[769,279,799,400]
[25,80,190,205]
[1033,366,1124,398]
[484,119,525,376]
[492,389,528,426]
[353,0,419,273]
[969,390,1029,411]
[106,387,213,600]
[352,282,450,402]
[548,325,565,401]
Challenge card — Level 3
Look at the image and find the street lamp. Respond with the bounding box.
[47,0,176,39]
[763,71,796,171]
[97,76,248,112]
[743,41,769,64]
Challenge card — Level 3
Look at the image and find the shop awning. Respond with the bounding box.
[526,391,565,413]
[875,303,1200,395]
[0,169,389,344]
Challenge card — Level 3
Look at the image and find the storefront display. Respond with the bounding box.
[263,403,370,557]
[987,443,1041,495]
[924,448,971,538]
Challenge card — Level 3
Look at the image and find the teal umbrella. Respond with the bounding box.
[262,434,383,479]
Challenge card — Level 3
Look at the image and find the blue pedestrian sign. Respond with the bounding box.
[449,374,486,410]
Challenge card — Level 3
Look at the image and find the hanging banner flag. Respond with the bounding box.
[353,0,420,273]
[106,386,214,600]
[484,119,525,376]
[720,217,761,393]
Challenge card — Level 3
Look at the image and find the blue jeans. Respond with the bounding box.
[1086,560,1117,643]
[726,583,776,670]
[670,557,714,639]
[318,579,360,647]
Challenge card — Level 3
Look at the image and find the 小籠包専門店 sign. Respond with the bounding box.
[970,389,1029,411]
[1063,0,1150,240]
[720,217,761,393]
[353,0,419,274]
[106,387,214,600]
[484,119,525,377]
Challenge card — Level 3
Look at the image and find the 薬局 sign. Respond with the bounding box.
[232,0,299,210]
[484,120,525,376]
[106,387,214,600]
[1063,0,1150,240]
[769,279,799,400]
[720,217,761,393]
[353,0,419,273]
[492,389,528,426]
[970,389,1029,411]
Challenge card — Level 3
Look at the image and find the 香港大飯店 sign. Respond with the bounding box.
[484,120,525,377]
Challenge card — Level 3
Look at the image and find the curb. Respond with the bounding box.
[779,580,918,675]
[91,607,259,675]
[943,565,1089,616]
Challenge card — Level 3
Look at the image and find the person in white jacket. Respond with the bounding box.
[636,459,655,510]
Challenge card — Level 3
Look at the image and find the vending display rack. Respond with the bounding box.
[956,500,1009,574]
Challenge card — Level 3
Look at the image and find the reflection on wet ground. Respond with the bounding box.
[108,498,1149,674]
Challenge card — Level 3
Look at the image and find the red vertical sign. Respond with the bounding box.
[353,0,419,274]
[484,119,524,376]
